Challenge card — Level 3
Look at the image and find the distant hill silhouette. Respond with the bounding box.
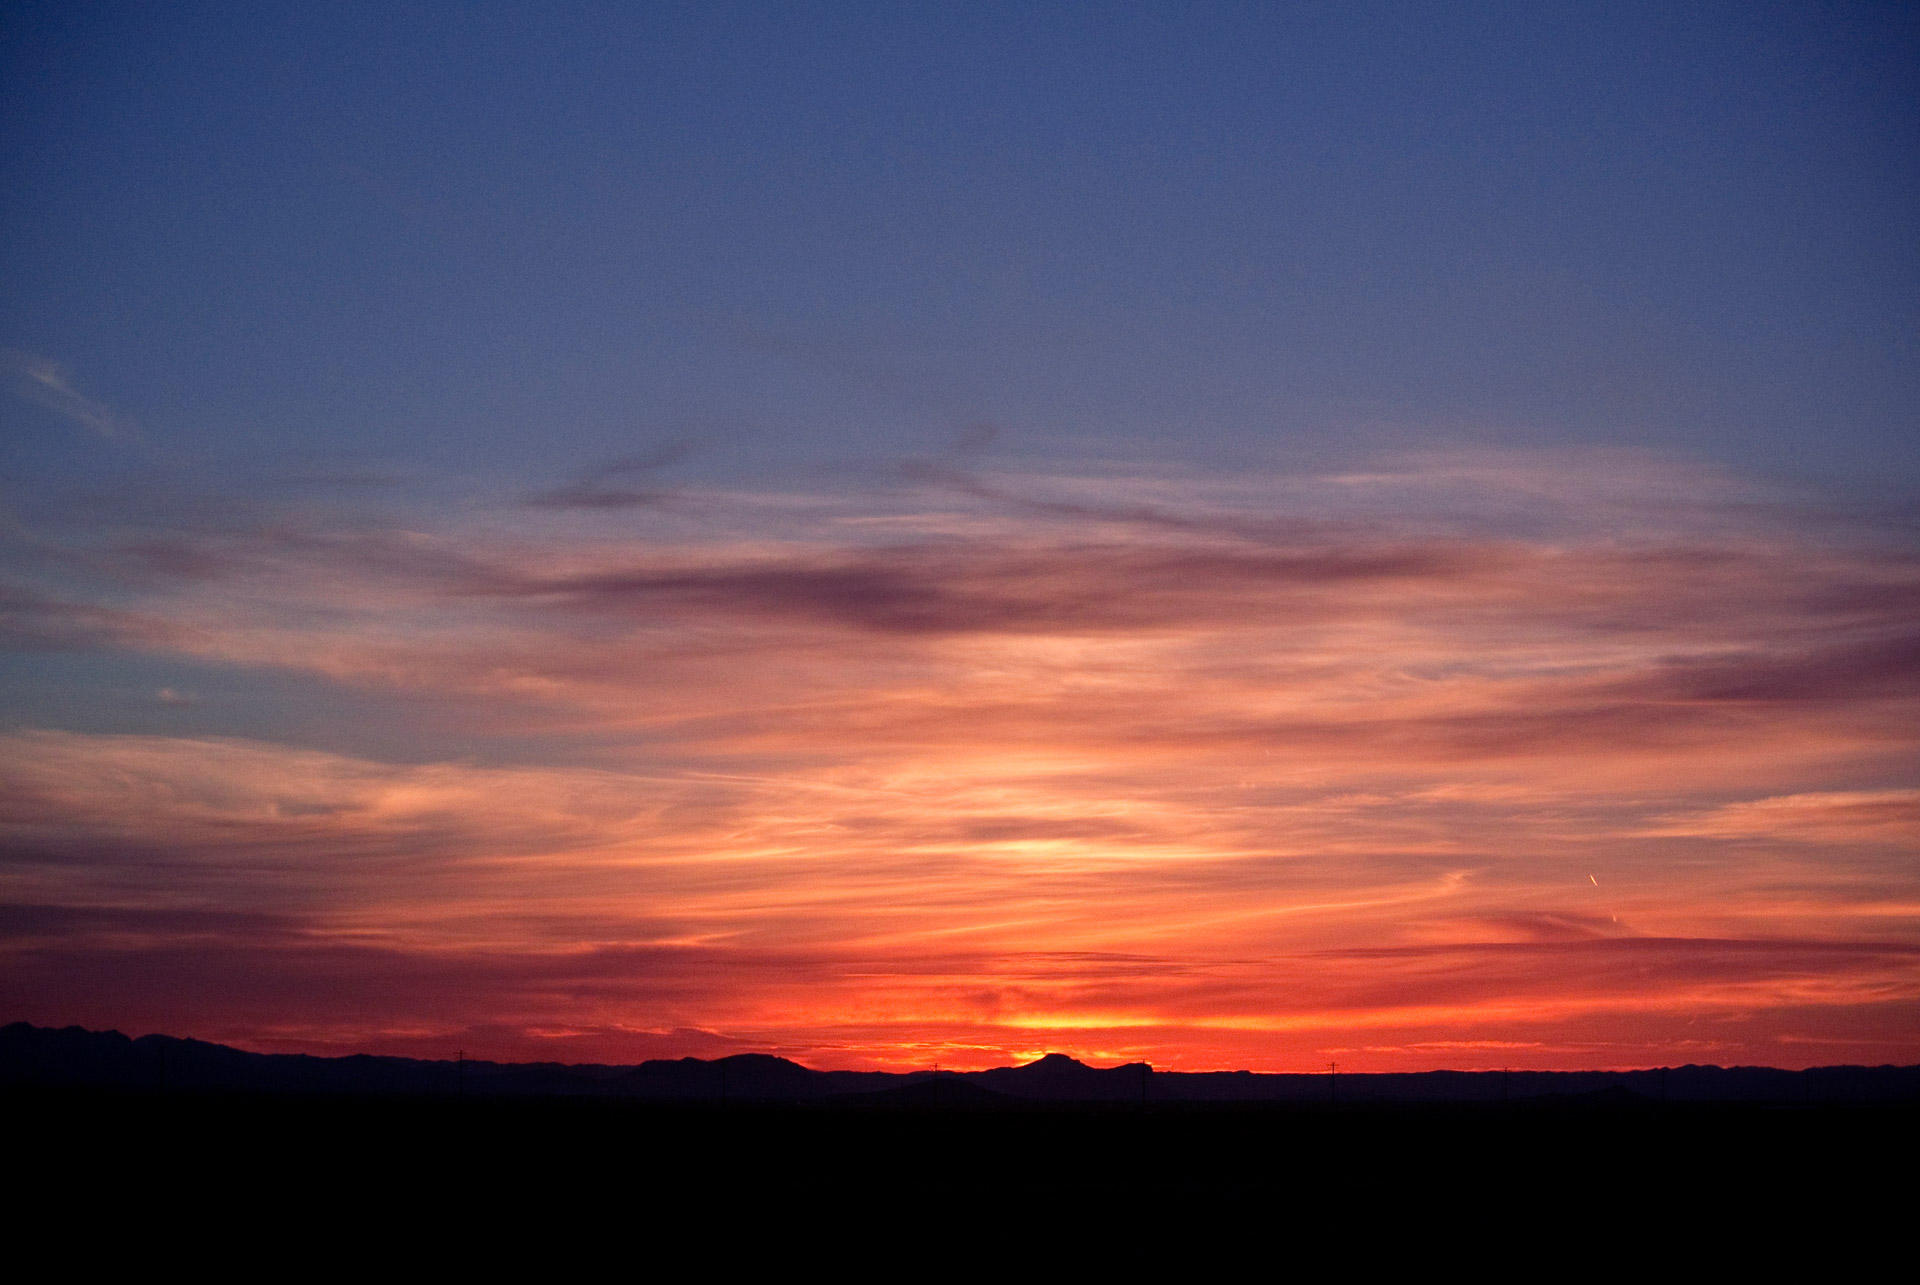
[5,1021,1917,1103]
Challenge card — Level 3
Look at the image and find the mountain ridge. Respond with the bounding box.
[6,1021,1916,1104]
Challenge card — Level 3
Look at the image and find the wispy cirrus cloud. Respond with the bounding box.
[1646,790,1920,845]
[525,443,699,511]
[1,449,1915,1068]
[1,350,134,441]
[0,583,186,652]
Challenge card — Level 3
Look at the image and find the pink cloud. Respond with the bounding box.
[3,450,1916,1069]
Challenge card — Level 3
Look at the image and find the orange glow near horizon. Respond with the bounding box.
[3,452,1917,1071]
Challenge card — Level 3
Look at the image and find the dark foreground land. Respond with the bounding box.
[10,1086,1915,1262]
[8,1021,1917,1258]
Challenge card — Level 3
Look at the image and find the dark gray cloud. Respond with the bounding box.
[0,902,301,942]
[521,541,1483,636]
[1646,632,1920,704]
[0,583,181,652]
[526,444,698,511]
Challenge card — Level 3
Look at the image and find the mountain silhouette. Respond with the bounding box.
[976,1053,1153,1101]
[5,1021,1917,1104]
[619,1052,835,1100]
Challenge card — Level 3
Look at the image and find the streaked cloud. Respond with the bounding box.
[2,449,1915,1068]
[525,444,699,511]
[1647,791,1920,845]
[2,350,134,441]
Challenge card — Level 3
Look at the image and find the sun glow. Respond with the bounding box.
[3,458,1917,1070]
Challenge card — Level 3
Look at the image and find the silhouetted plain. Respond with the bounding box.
[7,1022,1913,1260]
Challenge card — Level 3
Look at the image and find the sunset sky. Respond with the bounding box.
[3,2,1917,1071]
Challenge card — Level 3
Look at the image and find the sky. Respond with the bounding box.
[2,1,1917,1072]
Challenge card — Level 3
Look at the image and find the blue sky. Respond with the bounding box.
[4,1,1916,490]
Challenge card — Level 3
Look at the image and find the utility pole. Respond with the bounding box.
[456,1049,465,1100]
[1329,1061,1337,1105]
